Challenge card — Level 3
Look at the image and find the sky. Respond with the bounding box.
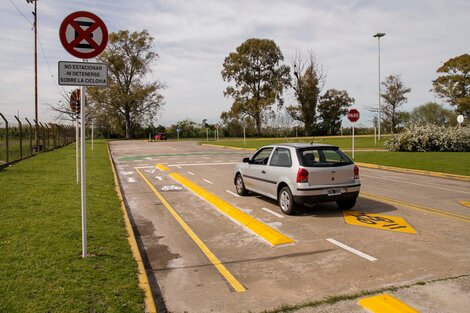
[1,0,469,128]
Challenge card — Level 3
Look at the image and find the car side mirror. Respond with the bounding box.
[243,157,250,163]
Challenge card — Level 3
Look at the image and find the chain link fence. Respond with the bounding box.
[0,113,75,168]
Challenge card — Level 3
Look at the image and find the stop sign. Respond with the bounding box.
[348,109,360,123]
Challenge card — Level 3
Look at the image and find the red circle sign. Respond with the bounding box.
[347,108,360,123]
[59,11,108,59]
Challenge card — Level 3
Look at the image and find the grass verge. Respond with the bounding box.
[206,137,470,176]
[0,140,144,312]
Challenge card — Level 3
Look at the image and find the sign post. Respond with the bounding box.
[70,89,81,184]
[457,114,464,128]
[347,108,360,159]
[59,11,108,258]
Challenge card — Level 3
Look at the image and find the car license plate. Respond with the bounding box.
[328,188,341,196]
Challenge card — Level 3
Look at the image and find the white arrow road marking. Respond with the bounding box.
[127,177,137,183]
[145,169,156,174]
[155,176,163,181]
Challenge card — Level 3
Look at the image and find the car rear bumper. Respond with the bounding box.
[292,182,360,204]
[293,191,359,204]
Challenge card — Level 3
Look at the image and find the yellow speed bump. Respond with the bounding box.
[458,200,470,208]
[169,173,295,246]
[136,168,246,292]
[343,210,417,234]
[358,294,419,313]
[155,163,170,171]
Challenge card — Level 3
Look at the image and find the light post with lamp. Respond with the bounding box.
[373,32,385,141]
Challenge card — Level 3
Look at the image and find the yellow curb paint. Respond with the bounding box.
[356,162,470,182]
[458,200,470,208]
[343,210,417,234]
[169,172,295,246]
[361,192,470,223]
[200,143,257,151]
[155,163,170,171]
[358,294,419,313]
[107,146,158,313]
[135,168,246,293]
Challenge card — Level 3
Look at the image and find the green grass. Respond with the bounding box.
[211,135,387,150]
[207,136,470,176]
[0,140,144,312]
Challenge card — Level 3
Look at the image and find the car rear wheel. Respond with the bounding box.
[235,174,248,196]
[278,186,297,215]
[336,199,357,210]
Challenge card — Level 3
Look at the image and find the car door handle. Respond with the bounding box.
[261,170,266,174]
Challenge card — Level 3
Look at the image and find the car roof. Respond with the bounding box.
[262,143,338,149]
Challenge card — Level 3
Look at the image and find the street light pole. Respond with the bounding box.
[26,0,39,151]
[373,32,385,141]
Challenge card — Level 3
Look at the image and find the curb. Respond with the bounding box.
[355,162,470,182]
[107,144,158,313]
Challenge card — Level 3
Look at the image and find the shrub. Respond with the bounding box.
[385,125,470,152]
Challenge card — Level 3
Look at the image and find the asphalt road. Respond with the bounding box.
[109,140,470,313]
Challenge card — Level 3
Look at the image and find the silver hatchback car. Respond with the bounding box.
[233,143,361,215]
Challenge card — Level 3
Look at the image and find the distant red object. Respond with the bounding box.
[347,109,360,123]
[154,133,167,140]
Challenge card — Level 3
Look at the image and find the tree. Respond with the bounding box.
[287,51,325,136]
[221,38,290,135]
[432,54,470,118]
[408,102,457,126]
[317,89,354,135]
[381,74,411,133]
[88,30,164,138]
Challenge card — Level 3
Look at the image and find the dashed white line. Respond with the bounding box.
[187,171,195,175]
[203,179,214,184]
[225,190,241,198]
[127,177,137,183]
[326,238,377,262]
[168,162,237,167]
[261,208,284,218]
[176,165,182,169]
[155,176,163,181]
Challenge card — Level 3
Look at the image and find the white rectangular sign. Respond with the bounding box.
[58,61,108,86]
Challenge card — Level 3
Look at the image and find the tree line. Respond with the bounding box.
[50,30,469,138]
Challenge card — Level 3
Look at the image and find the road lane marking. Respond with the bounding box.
[168,162,237,167]
[361,192,470,223]
[135,168,246,293]
[261,208,284,218]
[176,165,182,169]
[169,172,295,246]
[154,176,163,181]
[155,163,170,171]
[187,171,195,175]
[203,179,214,184]
[225,190,241,198]
[458,200,470,208]
[358,294,419,313]
[127,177,137,183]
[343,211,416,234]
[326,238,377,262]
[361,174,470,195]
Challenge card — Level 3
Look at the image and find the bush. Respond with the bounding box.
[385,125,470,152]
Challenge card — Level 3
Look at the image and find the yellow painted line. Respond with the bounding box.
[356,162,470,182]
[358,294,419,313]
[361,192,470,223]
[343,210,417,234]
[135,168,246,293]
[169,172,295,246]
[200,143,256,151]
[458,200,470,208]
[155,163,170,171]
[107,146,158,313]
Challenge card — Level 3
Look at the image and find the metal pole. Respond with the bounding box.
[374,127,377,147]
[91,120,94,151]
[243,125,246,146]
[378,37,381,141]
[33,0,39,151]
[76,115,79,184]
[206,128,208,141]
[80,84,87,258]
[25,118,32,155]
[352,124,355,159]
[0,113,8,163]
[14,116,23,159]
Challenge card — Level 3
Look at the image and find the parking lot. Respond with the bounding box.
[109,140,470,313]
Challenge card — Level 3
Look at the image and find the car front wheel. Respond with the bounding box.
[235,174,248,196]
[278,186,297,215]
[336,199,357,210]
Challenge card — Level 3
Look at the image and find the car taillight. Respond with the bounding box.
[354,165,359,179]
[297,168,309,183]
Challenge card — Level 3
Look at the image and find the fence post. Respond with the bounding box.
[0,113,9,163]
[25,118,33,156]
[39,122,45,151]
[14,115,23,159]
[44,124,50,149]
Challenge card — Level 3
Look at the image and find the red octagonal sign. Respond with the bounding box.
[348,108,360,123]
[59,11,108,59]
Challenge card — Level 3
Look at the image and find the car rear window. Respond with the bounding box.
[297,148,353,167]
